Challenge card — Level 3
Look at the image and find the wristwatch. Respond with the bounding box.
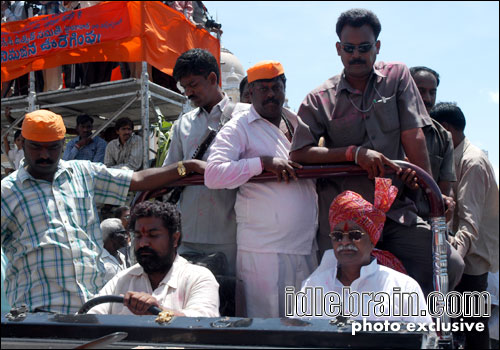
[177,161,187,176]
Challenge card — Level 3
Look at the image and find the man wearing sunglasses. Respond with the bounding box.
[297,178,431,325]
[290,8,464,296]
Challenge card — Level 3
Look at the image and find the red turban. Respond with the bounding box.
[329,177,407,274]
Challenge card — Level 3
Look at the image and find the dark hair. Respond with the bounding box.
[173,48,220,84]
[115,117,134,131]
[336,9,382,40]
[248,74,287,90]
[430,102,466,132]
[410,66,440,87]
[76,114,94,126]
[113,206,130,219]
[130,201,182,246]
[239,76,248,97]
[14,130,22,140]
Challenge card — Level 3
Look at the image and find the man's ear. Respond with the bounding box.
[172,231,181,248]
[208,71,218,86]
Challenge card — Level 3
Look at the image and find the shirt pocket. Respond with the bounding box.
[69,195,96,230]
[373,94,399,132]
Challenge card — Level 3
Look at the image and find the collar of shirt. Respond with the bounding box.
[313,249,379,287]
[196,93,229,120]
[118,133,137,149]
[18,159,73,185]
[336,63,387,97]
[127,254,184,290]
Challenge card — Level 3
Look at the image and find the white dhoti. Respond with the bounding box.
[237,249,317,318]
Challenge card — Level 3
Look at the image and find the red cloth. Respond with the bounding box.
[329,177,407,274]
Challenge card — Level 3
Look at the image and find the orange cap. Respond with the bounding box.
[247,60,284,83]
[22,110,66,142]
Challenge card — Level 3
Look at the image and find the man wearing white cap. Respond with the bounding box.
[205,61,318,317]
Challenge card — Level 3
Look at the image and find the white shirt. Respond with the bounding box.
[8,148,23,170]
[88,255,220,317]
[101,249,127,283]
[205,104,318,254]
[298,250,432,324]
[161,94,237,245]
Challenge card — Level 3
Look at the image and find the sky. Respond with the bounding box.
[205,1,499,183]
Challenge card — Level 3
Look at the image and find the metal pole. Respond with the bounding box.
[141,61,150,169]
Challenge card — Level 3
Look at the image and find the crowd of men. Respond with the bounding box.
[1,7,499,349]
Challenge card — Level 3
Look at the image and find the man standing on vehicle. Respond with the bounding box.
[205,61,318,317]
[409,66,456,221]
[431,102,499,349]
[1,109,205,314]
[162,49,237,277]
[289,8,464,295]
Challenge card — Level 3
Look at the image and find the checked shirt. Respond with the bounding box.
[1,159,133,314]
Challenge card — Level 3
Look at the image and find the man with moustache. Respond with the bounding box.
[290,8,464,295]
[89,201,220,316]
[409,66,456,221]
[298,178,431,325]
[205,61,318,317]
[1,109,205,314]
[63,114,107,163]
[162,49,238,277]
[105,117,143,171]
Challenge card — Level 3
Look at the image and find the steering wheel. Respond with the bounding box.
[77,295,162,315]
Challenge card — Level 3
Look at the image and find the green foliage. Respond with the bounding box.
[155,119,173,168]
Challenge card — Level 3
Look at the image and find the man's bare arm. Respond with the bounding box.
[129,160,205,192]
[400,128,432,175]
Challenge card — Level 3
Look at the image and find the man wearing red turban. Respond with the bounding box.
[296,178,432,324]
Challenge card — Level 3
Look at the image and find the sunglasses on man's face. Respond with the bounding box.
[329,230,365,242]
[340,42,375,54]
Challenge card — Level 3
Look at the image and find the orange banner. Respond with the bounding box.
[1,1,220,82]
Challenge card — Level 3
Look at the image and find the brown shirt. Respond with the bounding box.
[292,62,431,235]
[450,138,499,275]
[408,118,456,217]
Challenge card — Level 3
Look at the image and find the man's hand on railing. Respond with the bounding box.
[443,194,455,223]
[184,159,206,175]
[261,156,302,183]
[356,148,401,179]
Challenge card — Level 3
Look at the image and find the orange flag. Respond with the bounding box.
[1,1,220,82]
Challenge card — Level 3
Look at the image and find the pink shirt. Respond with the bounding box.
[205,104,318,254]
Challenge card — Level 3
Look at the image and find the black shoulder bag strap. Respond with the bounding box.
[165,102,236,203]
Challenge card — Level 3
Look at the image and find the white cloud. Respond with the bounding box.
[489,90,499,104]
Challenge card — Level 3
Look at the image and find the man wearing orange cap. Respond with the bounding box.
[205,61,319,317]
[297,178,431,325]
[1,109,205,314]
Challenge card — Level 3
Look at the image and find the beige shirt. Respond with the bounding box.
[104,133,143,171]
[450,138,499,275]
[162,95,237,245]
[88,255,220,316]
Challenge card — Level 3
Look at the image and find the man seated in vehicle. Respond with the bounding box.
[88,201,220,317]
[296,178,431,324]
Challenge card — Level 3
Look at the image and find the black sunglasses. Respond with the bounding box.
[329,230,365,242]
[340,42,375,54]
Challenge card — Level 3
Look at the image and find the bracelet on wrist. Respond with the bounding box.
[345,145,356,162]
[354,146,362,164]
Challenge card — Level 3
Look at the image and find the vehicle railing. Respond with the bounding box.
[132,160,451,348]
